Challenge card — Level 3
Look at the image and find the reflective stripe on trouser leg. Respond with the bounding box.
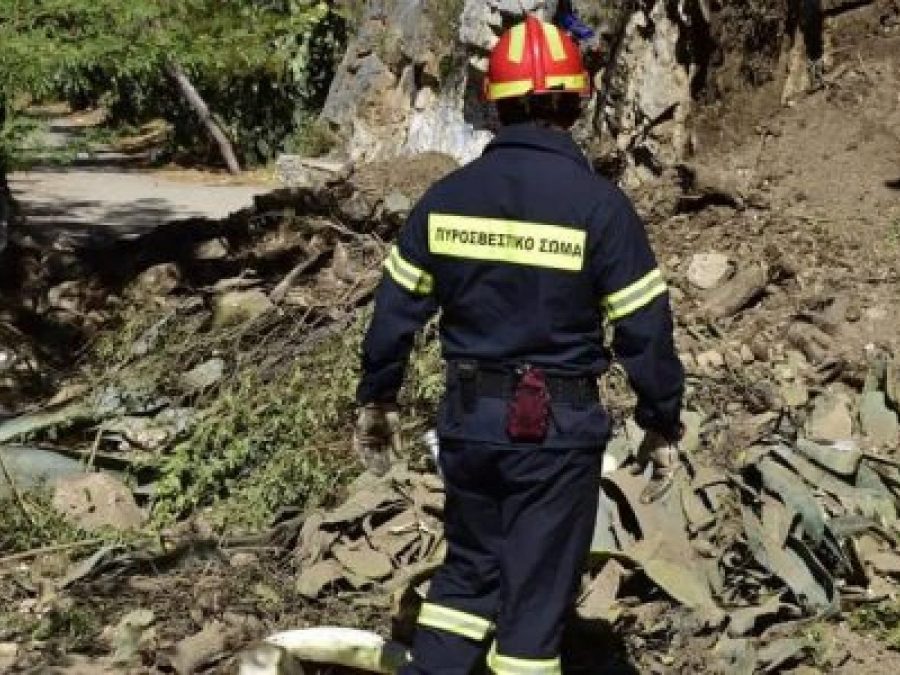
[417,602,493,642]
[488,643,562,675]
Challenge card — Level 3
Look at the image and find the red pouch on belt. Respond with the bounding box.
[506,367,551,443]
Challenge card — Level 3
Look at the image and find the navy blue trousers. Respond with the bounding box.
[400,441,601,675]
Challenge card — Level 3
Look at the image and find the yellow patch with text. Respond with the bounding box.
[428,214,586,272]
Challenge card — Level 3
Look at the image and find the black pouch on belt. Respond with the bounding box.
[506,366,551,443]
[457,361,478,415]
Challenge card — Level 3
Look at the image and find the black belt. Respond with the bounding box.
[453,365,599,406]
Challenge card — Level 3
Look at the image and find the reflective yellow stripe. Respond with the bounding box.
[540,22,567,62]
[383,245,433,295]
[417,603,492,641]
[428,214,586,273]
[508,24,527,63]
[602,268,668,320]
[487,79,534,100]
[545,74,588,91]
[488,643,562,675]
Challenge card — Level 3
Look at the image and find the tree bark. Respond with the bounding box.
[166,61,242,175]
[0,170,9,257]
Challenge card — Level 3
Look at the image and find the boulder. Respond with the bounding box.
[687,253,732,290]
[212,290,274,328]
[52,473,145,532]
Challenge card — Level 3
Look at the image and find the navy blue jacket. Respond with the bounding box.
[357,124,683,448]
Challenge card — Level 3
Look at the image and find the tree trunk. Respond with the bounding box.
[0,169,9,257]
[166,61,242,175]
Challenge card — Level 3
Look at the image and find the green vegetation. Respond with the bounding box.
[0,490,89,555]
[887,217,900,246]
[0,0,347,168]
[151,317,365,527]
[850,601,900,650]
[87,300,443,531]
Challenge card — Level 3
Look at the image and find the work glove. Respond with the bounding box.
[631,424,685,504]
[352,403,402,477]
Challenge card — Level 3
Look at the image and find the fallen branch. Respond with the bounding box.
[269,249,331,305]
[167,61,241,175]
[0,539,105,568]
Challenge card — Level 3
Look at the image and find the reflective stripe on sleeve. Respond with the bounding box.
[488,643,562,675]
[384,245,434,295]
[601,268,668,321]
[417,603,493,641]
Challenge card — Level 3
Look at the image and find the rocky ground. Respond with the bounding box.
[1,2,899,674]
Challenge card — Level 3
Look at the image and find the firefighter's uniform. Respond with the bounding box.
[355,16,683,675]
[357,123,684,674]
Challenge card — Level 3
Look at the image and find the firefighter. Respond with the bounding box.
[354,15,684,675]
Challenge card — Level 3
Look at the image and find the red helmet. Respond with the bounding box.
[484,15,591,101]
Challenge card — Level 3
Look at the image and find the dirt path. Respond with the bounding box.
[9,168,273,247]
[9,109,275,247]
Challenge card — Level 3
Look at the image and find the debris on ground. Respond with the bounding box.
[1,3,899,672]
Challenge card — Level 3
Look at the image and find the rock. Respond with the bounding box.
[103,416,172,452]
[805,391,854,442]
[131,263,180,298]
[780,381,810,409]
[194,238,229,260]
[697,350,725,371]
[296,560,345,599]
[0,446,85,499]
[687,253,732,290]
[46,280,94,314]
[180,358,226,392]
[229,552,259,568]
[275,155,350,190]
[382,190,412,219]
[110,609,155,665]
[858,391,899,447]
[212,290,274,328]
[171,622,227,675]
[681,410,704,455]
[0,642,18,673]
[740,345,755,364]
[703,263,770,319]
[332,544,394,581]
[578,559,626,621]
[724,349,743,371]
[338,191,374,223]
[52,473,145,532]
